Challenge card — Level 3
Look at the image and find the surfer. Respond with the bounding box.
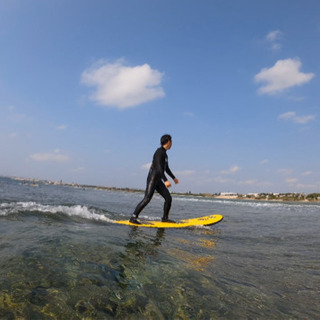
[129,134,179,224]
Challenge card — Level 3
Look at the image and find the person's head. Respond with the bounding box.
[161,134,172,150]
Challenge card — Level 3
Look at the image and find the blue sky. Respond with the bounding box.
[0,0,319,194]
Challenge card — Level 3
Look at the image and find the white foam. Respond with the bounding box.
[174,195,320,211]
[0,201,113,222]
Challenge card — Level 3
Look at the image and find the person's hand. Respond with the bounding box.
[165,181,172,188]
[174,178,179,185]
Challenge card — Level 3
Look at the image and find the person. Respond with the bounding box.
[129,134,179,224]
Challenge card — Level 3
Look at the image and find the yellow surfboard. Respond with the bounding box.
[114,214,223,228]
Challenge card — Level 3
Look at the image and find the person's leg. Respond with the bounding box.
[130,175,156,223]
[156,182,174,222]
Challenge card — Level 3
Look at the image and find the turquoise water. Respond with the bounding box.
[0,177,319,319]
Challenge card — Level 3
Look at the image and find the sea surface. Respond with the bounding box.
[0,177,319,319]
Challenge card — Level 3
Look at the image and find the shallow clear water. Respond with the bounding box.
[0,177,319,319]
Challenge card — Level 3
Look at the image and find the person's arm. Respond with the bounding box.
[166,160,179,186]
[165,165,175,180]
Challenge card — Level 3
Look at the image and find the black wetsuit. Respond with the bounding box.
[132,146,176,220]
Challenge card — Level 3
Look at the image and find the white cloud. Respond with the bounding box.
[254,58,315,95]
[302,171,312,176]
[29,149,70,163]
[270,43,281,51]
[141,162,152,170]
[266,30,283,51]
[260,159,269,165]
[81,59,165,109]
[278,111,295,120]
[220,165,240,175]
[278,111,316,124]
[293,115,316,124]
[266,30,282,42]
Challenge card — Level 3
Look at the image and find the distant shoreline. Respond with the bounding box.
[7,176,320,203]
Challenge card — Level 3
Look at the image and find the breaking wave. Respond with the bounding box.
[0,201,113,222]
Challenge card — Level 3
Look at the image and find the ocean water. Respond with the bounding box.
[0,177,319,319]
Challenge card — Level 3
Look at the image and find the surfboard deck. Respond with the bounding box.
[114,214,223,228]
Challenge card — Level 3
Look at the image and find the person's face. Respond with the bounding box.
[166,140,172,150]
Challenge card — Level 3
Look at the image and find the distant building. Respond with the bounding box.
[246,193,259,197]
[216,192,239,199]
[220,192,238,196]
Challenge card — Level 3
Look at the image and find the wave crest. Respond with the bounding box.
[0,201,113,222]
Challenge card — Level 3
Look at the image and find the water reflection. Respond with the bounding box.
[108,226,221,318]
[126,226,166,248]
